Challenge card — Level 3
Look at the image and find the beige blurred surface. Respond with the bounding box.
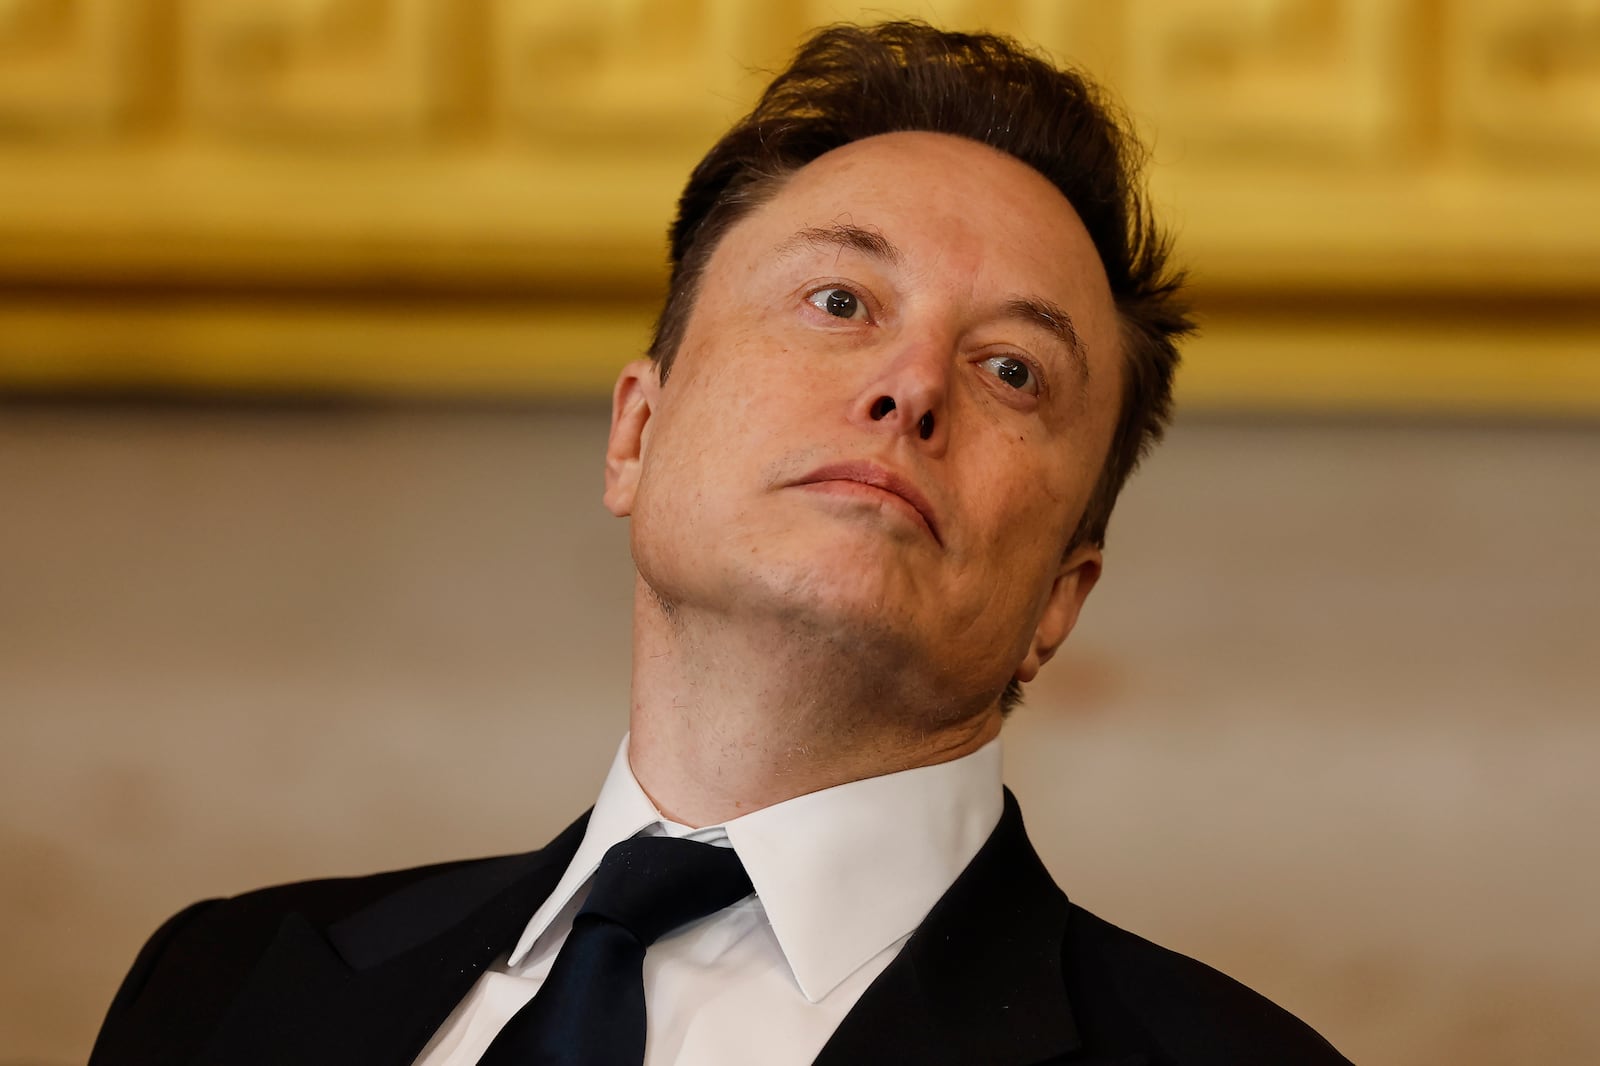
[1,403,1597,1065]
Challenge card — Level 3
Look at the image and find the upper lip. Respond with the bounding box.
[789,460,942,544]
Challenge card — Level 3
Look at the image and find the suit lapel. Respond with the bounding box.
[190,794,1112,1066]
[814,790,1084,1066]
[197,813,588,1066]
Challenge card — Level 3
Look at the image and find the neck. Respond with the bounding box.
[624,578,1002,827]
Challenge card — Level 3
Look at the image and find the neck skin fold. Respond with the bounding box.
[623,575,1003,828]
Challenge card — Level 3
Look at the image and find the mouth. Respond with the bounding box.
[789,461,941,545]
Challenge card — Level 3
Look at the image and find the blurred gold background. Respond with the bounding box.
[2,3,1599,1065]
[2,0,1598,410]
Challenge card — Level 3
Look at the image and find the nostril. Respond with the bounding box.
[870,396,896,420]
[918,412,934,440]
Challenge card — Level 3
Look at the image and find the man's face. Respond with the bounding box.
[606,131,1123,718]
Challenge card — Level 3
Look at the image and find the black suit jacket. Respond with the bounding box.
[90,792,1352,1065]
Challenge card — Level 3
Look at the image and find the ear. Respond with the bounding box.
[1013,544,1102,684]
[603,358,660,518]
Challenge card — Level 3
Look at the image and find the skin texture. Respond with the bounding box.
[603,132,1125,826]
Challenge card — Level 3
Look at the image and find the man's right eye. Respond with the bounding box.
[806,287,867,320]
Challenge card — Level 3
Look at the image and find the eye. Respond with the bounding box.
[980,354,1039,395]
[806,287,868,321]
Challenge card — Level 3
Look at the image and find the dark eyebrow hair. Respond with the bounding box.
[777,223,903,265]
[1003,296,1089,383]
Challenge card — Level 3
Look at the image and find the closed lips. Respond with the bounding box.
[791,462,941,544]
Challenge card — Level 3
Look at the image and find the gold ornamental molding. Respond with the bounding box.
[1,1,1597,413]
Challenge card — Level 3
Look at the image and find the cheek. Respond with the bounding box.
[679,335,825,442]
[637,358,789,512]
[971,444,1083,579]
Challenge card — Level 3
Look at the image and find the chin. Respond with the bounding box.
[638,516,934,635]
[742,552,935,654]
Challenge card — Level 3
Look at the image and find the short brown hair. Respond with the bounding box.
[649,22,1194,710]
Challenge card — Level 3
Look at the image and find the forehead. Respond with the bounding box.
[780,130,1079,219]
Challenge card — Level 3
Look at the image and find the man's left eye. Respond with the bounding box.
[980,355,1038,394]
[806,287,867,320]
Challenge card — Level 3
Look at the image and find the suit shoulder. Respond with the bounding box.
[1063,905,1354,1066]
[89,853,526,1066]
[131,849,539,987]
[204,852,514,928]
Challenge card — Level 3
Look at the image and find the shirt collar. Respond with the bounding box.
[508,733,1004,1003]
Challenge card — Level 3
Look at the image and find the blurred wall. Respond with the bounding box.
[3,3,1600,1065]
[2,408,1597,1066]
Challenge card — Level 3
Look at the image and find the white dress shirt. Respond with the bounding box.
[414,734,1003,1066]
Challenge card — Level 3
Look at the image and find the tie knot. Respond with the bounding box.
[579,835,753,946]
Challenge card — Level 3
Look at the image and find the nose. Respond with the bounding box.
[854,341,949,450]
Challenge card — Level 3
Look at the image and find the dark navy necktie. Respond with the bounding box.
[477,835,754,1066]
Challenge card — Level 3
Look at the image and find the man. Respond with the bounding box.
[91,22,1352,1066]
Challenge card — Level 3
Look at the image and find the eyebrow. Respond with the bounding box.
[1002,296,1090,383]
[777,223,902,265]
[776,223,1089,383]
